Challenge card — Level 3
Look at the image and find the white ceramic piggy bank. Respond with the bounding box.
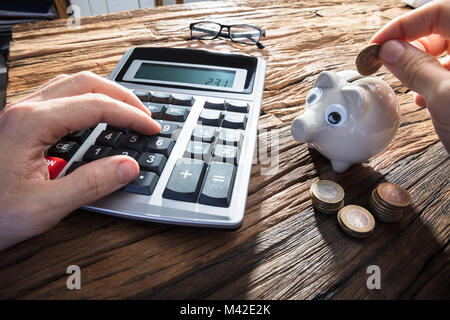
[291,70,400,172]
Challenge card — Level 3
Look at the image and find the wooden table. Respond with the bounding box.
[1,0,448,299]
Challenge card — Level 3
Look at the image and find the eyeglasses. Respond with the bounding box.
[189,21,266,49]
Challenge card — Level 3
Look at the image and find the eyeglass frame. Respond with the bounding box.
[189,21,266,49]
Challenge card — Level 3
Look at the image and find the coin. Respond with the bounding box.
[377,182,411,208]
[337,205,375,237]
[371,189,402,213]
[310,180,344,204]
[356,43,382,76]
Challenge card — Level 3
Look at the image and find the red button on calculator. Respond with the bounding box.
[45,156,67,179]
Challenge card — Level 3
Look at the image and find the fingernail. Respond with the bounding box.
[117,160,138,184]
[380,40,406,65]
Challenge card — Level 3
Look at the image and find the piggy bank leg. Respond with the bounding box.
[330,160,351,173]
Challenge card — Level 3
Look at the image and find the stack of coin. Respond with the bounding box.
[369,182,411,223]
[310,180,345,214]
[337,205,375,238]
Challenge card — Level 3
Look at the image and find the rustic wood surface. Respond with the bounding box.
[0,0,448,299]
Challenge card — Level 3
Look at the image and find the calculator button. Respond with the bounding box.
[65,129,92,144]
[226,100,249,113]
[158,122,182,139]
[137,152,167,175]
[204,98,226,110]
[96,130,123,147]
[144,103,166,119]
[114,148,140,160]
[124,171,158,196]
[198,109,223,127]
[133,90,151,102]
[48,140,79,161]
[163,106,189,122]
[65,161,86,175]
[83,145,113,162]
[146,136,174,157]
[198,162,236,207]
[172,94,194,106]
[212,144,239,165]
[191,126,217,143]
[150,92,172,104]
[217,129,243,146]
[45,156,67,179]
[119,133,148,152]
[184,141,212,161]
[222,113,247,129]
[106,125,130,134]
[163,158,207,202]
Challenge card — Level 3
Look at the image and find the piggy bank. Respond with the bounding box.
[291,70,400,173]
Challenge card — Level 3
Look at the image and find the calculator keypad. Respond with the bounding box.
[47,91,250,207]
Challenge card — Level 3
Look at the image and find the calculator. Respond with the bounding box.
[46,47,266,229]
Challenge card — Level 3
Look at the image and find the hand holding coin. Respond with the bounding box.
[368,0,450,153]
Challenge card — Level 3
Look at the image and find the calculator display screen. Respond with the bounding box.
[134,62,235,88]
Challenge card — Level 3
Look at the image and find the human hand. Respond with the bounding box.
[0,71,160,251]
[370,0,450,152]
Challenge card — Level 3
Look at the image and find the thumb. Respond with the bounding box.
[379,39,448,103]
[46,156,139,214]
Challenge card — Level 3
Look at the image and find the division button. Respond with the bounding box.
[124,171,159,196]
[198,161,237,207]
[162,158,206,202]
[217,129,243,146]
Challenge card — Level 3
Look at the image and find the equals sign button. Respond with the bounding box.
[212,175,225,183]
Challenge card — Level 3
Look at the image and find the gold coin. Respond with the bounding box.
[377,182,411,208]
[310,180,344,204]
[338,205,375,236]
[371,189,403,214]
[356,43,382,76]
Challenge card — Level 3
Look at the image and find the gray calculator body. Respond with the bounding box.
[57,47,266,229]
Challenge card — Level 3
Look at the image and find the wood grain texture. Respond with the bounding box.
[0,0,448,299]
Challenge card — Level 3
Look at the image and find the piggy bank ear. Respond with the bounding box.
[342,86,366,116]
[315,71,338,88]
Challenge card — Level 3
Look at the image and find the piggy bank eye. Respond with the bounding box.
[306,87,322,105]
[325,104,347,126]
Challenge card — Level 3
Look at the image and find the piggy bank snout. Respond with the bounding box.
[291,117,309,143]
